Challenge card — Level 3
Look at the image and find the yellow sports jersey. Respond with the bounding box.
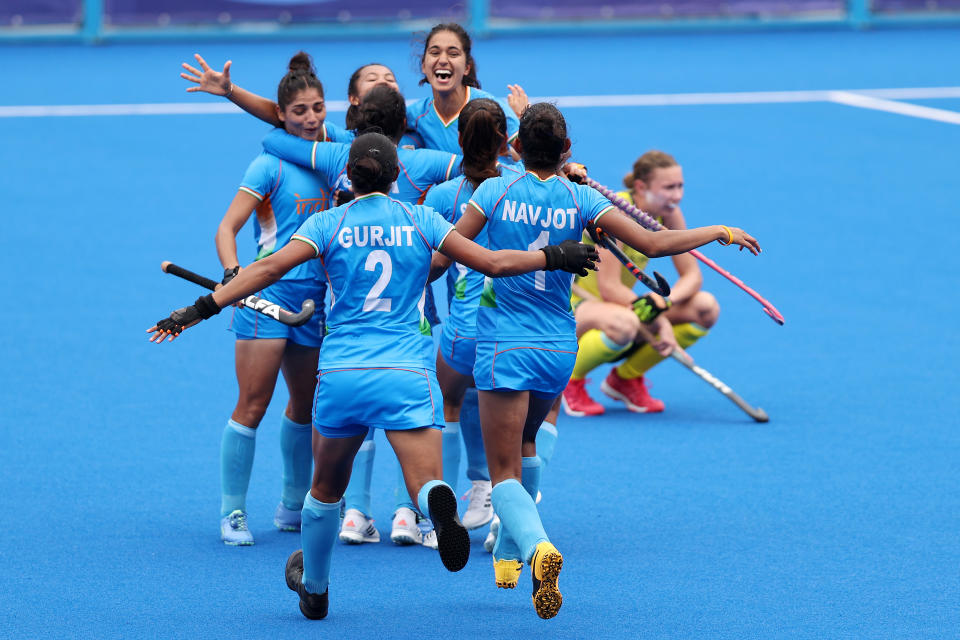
[570,191,660,306]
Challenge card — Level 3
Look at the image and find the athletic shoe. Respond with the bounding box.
[483,515,500,553]
[339,509,380,544]
[461,480,494,530]
[390,507,422,545]
[530,541,564,619]
[220,510,254,546]
[274,503,301,532]
[284,550,329,620]
[421,528,438,550]
[601,370,665,413]
[494,558,523,589]
[427,484,470,572]
[561,378,605,416]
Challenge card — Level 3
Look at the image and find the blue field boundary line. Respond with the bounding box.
[4,86,960,125]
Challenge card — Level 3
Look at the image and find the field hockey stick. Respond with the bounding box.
[587,224,671,297]
[585,177,785,326]
[160,261,315,327]
[669,350,769,422]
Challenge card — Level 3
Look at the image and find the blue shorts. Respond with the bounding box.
[312,367,444,438]
[439,322,477,378]
[473,339,578,398]
[229,278,326,348]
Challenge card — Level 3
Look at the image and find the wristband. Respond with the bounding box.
[194,293,221,320]
[718,225,734,246]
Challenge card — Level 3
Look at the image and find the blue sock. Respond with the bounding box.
[460,389,490,481]
[535,421,558,467]
[415,479,448,521]
[279,415,313,511]
[493,457,542,561]
[220,419,256,517]
[491,479,548,565]
[442,421,462,491]
[300,494,341,595]
[393,459,416,513]
[343,428,375,515]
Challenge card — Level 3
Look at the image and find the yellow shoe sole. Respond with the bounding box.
[531,542,563,619]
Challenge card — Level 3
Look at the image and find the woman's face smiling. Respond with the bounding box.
[422,30,469,93]
[279,87,326,140]
[350,65,399,106]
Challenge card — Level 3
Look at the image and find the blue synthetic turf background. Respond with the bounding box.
[1,29,958,638]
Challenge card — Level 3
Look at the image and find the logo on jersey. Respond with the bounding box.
[295,194,329,217]
[501,200,578,230]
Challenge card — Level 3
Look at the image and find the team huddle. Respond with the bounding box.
[149,22,760,621]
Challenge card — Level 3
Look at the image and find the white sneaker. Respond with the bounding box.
[220,510,254,546]
[461,480,494,530]
[390,507,422,545]
[339,508,380,544]
[483,515,499,553]
[421,528,438,550]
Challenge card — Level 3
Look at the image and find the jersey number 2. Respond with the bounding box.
[363,250,392,312]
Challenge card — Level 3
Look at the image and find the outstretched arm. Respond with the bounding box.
[596,208,760,258]
[428,205,487,281]
[180,53,282,127]
[437,230,598,280]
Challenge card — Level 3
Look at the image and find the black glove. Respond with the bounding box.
[154,294,221,336]
[632,293,671,324]
[540,239,599,277]
[222,266,239,286]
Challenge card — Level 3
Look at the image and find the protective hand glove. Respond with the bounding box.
[540,239,599,277]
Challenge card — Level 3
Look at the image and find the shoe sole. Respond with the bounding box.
[532,546,563,619]
[561,394,604,417]
[339,531,380,544]
[275,521,300,532]
[389,532,420,545]
[428,485,470,572]
[600,380,663,413]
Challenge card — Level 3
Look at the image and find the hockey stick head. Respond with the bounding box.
[283,298,316,327]
[652,272,671,298]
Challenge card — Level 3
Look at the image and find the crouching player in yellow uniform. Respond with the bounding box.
[561,150,721,416]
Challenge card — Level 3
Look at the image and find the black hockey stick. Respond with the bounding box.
[587,224,671,297]
[161,261,315,327]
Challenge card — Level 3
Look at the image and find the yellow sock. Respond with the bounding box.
[571,329,631,380]
[615,323,708,379]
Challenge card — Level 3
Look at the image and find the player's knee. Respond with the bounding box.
[694,291,720,328]
[235,395,271,427]
[605,312,640,345]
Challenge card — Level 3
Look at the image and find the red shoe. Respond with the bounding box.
[601,370,665,413]
[561,379,605,417]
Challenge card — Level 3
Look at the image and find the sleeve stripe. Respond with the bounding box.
[238,186,264,201]
[310,141,318,170]
[445,154,457,181]
[292,234,320,257]
[593,205,615,223]
[467,198,487,218]
[436,226,456,251]
[507,131,519,143]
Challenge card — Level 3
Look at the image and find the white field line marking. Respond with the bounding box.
[827,91,960,125]
[1,87,958,118]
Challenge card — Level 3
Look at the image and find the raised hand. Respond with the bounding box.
[721,227,762,255]
[506,84,529,119]
[180,53,232,96]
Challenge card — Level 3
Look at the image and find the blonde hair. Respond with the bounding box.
[623,150,678,189]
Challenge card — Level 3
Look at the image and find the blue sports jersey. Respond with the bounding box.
[238,152,330,281]
[468,172,615,341]
[406,87,520,154]
[321,121,351,143]
[291,193,454,369]
[262,129,460,204]
[423,163,523,338]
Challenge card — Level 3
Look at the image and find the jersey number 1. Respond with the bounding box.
[363,250,392,312]
[527,230,549,291]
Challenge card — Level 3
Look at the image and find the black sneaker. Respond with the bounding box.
[284,550,329,620]
[427,484,470,572]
